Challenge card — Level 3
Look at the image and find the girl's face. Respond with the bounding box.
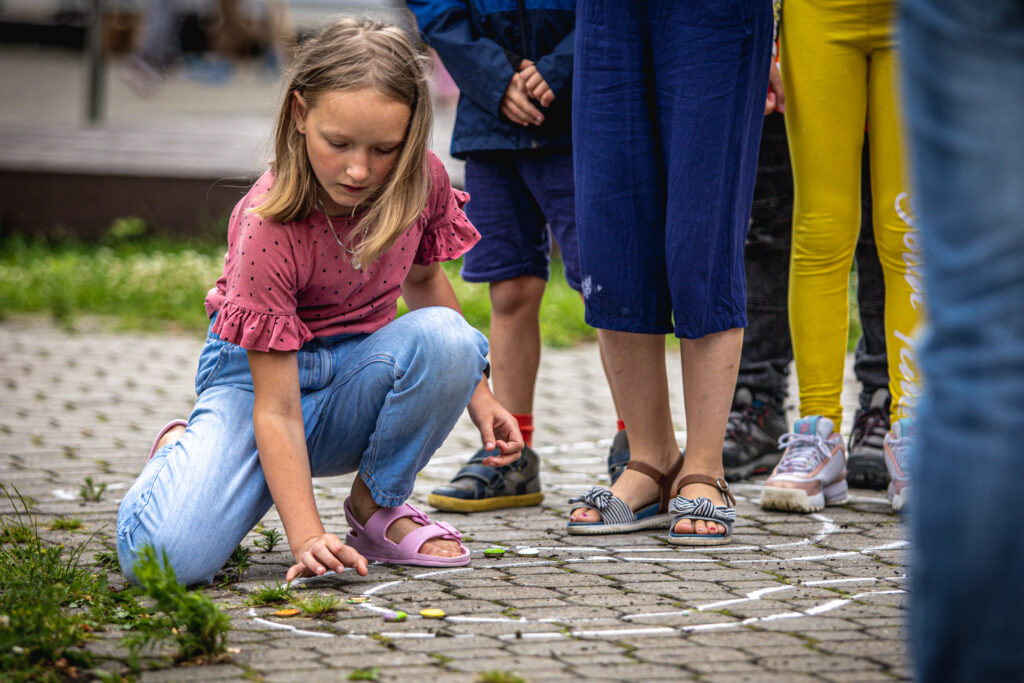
[294,88,411,214]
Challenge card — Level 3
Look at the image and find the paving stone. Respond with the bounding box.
[0,320,909,680]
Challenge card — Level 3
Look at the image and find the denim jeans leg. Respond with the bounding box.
[738,112,793,402]
[901,0,1024,678]
[116,380,274,588]
[853,136,890,404]
[308,307,489,508]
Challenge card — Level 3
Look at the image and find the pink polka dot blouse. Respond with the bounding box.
[204,152,479,352]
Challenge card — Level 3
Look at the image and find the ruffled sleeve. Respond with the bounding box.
[208,183,315,352]
[211,301,313,352]
[415,154,481,266]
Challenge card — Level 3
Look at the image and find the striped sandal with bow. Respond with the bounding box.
[667,474,737,546]
[566,455,683,535]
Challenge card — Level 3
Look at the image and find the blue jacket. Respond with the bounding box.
[406,0,575,157]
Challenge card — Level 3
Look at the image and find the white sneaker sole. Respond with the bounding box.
[760,480,849,513]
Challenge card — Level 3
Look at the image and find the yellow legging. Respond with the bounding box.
[782,0,923,428]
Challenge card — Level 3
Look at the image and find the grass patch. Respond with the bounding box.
[253,526,283,553]
[124,545,231,661]
[79,477,108,502]
[347,667,380,681]
[246,582,293,606]
[0,232,866,350]
[220,545,251,584]
[48,517,85,531]
[0,484,147,680]
[290,592,341,618]
[0,234,593,347]
[477,671,525,683]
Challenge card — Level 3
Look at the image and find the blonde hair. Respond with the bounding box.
[253,16,433,266]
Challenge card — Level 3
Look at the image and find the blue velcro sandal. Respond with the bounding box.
[567,456,683,535]
[427,446,542,512]
[667,474,736,546]
[607,429,630,484]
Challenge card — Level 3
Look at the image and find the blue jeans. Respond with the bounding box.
[117,307,488,587]
[901,0,1024,679]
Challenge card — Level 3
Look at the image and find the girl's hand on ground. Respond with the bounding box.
[286,533,368,582]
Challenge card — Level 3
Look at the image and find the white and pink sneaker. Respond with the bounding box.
[761,416,849,513]
[884,417,915,512]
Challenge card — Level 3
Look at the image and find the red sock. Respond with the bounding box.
[513,413,534,448]
[616,419,626,433]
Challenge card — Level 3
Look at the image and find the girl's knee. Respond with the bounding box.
[407,307,487,362]
[117,524,222,588]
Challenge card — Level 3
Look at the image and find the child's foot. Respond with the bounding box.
[147,420,188,462]
[349,478,462,558]
[156,424,186,451]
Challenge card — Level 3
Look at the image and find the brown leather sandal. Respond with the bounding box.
[667,474,737,546]
[566,454,684,535]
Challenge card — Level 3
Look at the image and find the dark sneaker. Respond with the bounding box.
[427,446,543,512]
[723,388,787,481]
[607,429,629,484]
[846,388,891,490]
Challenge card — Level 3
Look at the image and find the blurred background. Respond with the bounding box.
[0,0,461,240]
[0,2,591,343]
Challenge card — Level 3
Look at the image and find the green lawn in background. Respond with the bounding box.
[0,233,863,350]
[0,235,595,347]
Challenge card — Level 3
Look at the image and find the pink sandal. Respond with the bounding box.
[344,498,470,567]
[148,419,188,461]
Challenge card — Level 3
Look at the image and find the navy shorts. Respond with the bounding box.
[573,0,773,338]
[460,148,581,292]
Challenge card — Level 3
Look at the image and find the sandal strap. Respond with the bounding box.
[568,486,636,525]
[625,453,685,514]
[669,495,736,534]
[676,473,737,507]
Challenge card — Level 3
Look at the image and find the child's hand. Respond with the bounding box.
[467,389,525,467]
[285,532,369,582]
[500,70,545,127]
[765,60,785,115]
[516,62,555,107]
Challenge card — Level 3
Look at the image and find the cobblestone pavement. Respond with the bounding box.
[0,318,909,681]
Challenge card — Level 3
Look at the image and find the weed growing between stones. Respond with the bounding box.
[219,544,252,584]
[254,526,283,553]
[49,517,85,531]
[124,545,231,662]
[79,476,108,502]
[347,667,381,681]
[477,671,525,683]
[0,484,145,680]
[291,592,342,618]
[246,582,294,606]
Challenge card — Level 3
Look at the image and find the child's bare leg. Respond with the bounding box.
[488,275,546,413]
[348,475,462,557]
